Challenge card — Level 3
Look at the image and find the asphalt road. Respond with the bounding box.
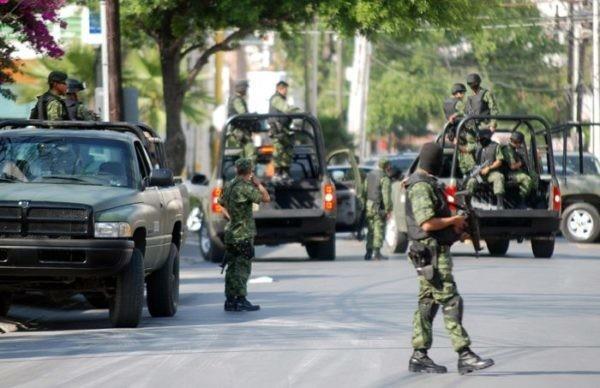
[0,235,599,388]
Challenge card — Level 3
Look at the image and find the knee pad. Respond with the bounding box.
[443,295,464,322]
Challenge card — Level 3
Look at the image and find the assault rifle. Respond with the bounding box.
[468,160,492,184]
[454,190,483,258]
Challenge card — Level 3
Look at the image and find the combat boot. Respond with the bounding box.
[408,349,447,374]
[457,347,494,375]
[237,296,260,311]
[364,249,373,261]
[224,297,239,312]
[496,194,505,210]
[373,249,388,261]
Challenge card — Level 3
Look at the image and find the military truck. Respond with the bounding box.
[198,113,361,262]
[0,119,188,328]
[549,122,600,243]
[399,115,561,258]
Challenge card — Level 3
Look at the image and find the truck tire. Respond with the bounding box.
[306,236,336,261]
[561,203,600,243]
[486,239,510,256]
[531,236,555,258]
[0,292,12,316]
[84,292,109,309]
[146,243,180,317]
[109,248,144,328]
[199,216,225,263]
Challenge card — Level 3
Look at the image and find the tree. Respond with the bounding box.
[122,0,482,174]
[0,0,65,99]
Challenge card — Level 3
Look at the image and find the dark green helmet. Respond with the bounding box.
[48,71,68,85]
[477,128,493,140]
[451,83,467,95]
[234,80,249,93]
[510,131,525,144]
[66,79,85,94]
[466,73,481,86]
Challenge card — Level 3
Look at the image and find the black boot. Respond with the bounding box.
[224,297,239,312]
[237,296,260,311]
[364,249,373,261]
[373,249,388,260]
[457,347,494,375]
[408,349,448,374]
[496,194,505,210]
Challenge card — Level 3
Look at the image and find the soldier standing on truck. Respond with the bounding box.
[65,79,100,121]
[29,71,70,121]
[227,80,255,162]
[269,81,301,183]
[465,73,498,131]
[505,131,534,208]
[443,83,466,124]
[363,158,393,261]
[444,83,477,175]
[218,158,270,312]
[466,129,506,209]
[406,142,494,375]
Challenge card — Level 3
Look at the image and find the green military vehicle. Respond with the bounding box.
[0,119,188,328]
[549,122,600,243]
[197,113,362,262]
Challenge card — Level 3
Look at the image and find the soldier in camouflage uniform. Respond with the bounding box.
[218,158,270,312]
[465,73,499,131]
[465,129,506,209]
[29,71,70,121]
[363,158,393,261]
[505,131,534,207]
[227,80,255,162]
[65,79,100,121]
[444,83,477,175]
[406,142,494,374]
[269,81,301,182]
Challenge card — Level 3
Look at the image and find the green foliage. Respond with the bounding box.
[319,115,354,153]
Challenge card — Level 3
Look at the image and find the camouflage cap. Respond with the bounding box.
[378,157,390,169]
[451,83,467,94]
[234,80,249,93]
[48,71,68,84]
[276,80,289,88]
[235,157,252,172]
[510,131,525,143]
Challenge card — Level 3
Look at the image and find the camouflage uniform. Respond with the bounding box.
[505,145,534,200]
[466,143,505,196]
[218,173,262,299]
[46,95,68,121]
[458,128,477,176]
[227,94,255,162]
[406,174,471,352]
[364,161,392,251]
[268,92,300,173]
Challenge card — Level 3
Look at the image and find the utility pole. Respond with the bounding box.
[215,31,224,105]
[335,35,344,126]
[99,1,109,121]
[308,18,319,116]
[572,21,580,121]
[347,35,372,160]
[593,0,600,156]
[105,0,123,121]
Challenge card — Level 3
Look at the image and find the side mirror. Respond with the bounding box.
[148,168,174,187]
[191,173,208,185]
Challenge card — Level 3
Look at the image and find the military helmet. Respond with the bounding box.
[276,80,289,88]
[234,80,249,93]
[48,71,68,84]
[466,73,482,86]
[510,131,525,144]
[477,128,493,140]
[378,157,390,169]
[451,83,467,95]
[66,79,85,94]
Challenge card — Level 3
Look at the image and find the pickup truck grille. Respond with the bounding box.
[0,202,92,238]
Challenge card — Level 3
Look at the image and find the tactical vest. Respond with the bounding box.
[476,141,499,165]
[466,88,490,116]
[227,95,248,117]
[366,169,383,207]
[512,145,531,173]
[65,98,80,120]
[269,93,291,128]
[405,172,452,241]
[443,97,459,120]
[29,91,69,120]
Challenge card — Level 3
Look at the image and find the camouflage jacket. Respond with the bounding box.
[218,176,262,243]
[46,92,68,121]
[407,180,439,227]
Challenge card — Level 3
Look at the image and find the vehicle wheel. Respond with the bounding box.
[561,203,600,243]
[486,239,510,256]
[199,215,225,263]
[0,292,12,316]
[84,292,109,309]
[109,248,144,328]
[146,243,180,317]
[384,218,408,254]
[531,236,555,258]
[306,236,336,261]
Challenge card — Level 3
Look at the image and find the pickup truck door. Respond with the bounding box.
[327,149,362,232]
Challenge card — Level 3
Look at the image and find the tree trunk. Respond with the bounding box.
[158,44,186,175]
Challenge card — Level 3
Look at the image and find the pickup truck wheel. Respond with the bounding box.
[306,236,336,261]
[561,203,600,243]
[109,248,144,328]
[486,239,510,256]
[531,236,555,258]
[84,292,109,309]
[0,292,12,316]
[146,243,179,317]
[199,216,225,263]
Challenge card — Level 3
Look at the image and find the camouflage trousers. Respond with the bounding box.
[458,151,476,176]
[411,239,471,352]
[273,134,293,170]
[508,172,534,199]
[466,171,505,195]
[365,200,385,250]
[224,240,254,298]
[226,131,256,163]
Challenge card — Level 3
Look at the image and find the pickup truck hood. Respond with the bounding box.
[0,183,141,212]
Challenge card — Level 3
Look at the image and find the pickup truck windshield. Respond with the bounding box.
[0,135,135,188]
